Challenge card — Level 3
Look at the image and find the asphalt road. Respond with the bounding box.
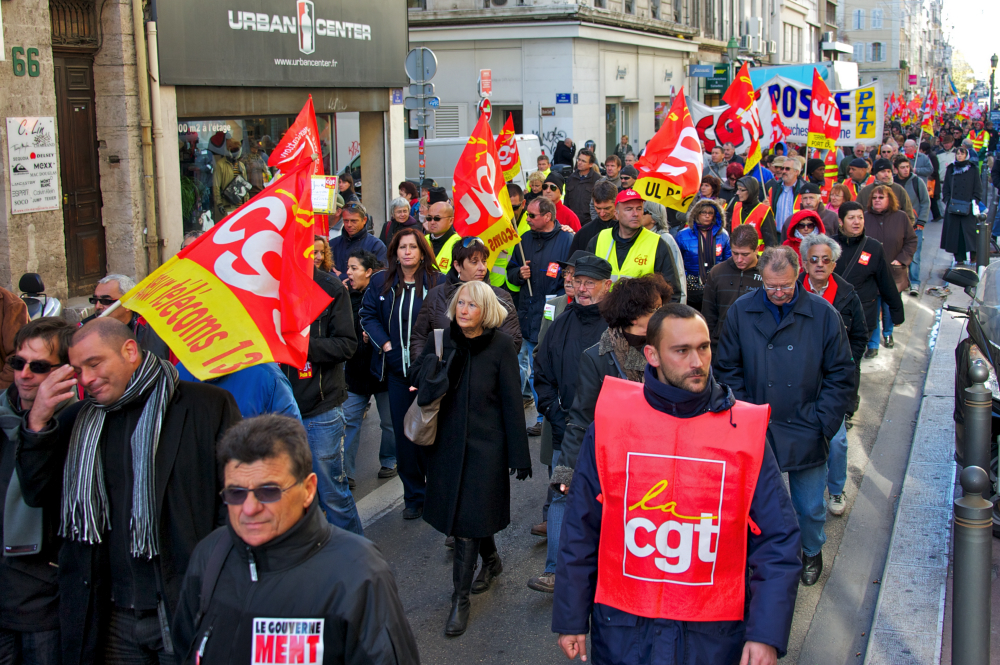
[346,225,941,663]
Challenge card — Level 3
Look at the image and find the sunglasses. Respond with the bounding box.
[425,215,453,222]
[343,202,367,213]
[7,356,63,374]
[526,212,543,219]
[541,184,560,192]
[808,255,833,264]
[89,296,118,306]
[797,222,817,230]
[220,481,301,505]
[460,236,484,248]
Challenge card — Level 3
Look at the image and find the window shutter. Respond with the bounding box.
[866,42,873,62]
[872,9,882,29]
[880,42,887,62]
[853,42,865,62]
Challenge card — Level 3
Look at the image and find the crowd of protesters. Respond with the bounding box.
[0,113,994,665]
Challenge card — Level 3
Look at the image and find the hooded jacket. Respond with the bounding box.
[507,226,574,344]
[675,198,732,282]
[726,176,780,247]
[895,172,931,225]
[172,502,419,665]
[280,269,358,418]
[782,209,826,261]
[553,367,802,661]
[832,231,905,334]
[534,302,609,450]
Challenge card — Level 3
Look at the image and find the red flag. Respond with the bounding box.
[634,89,703,212]
[721,63,763,172]
[807,69,841,151]
[268,96,328,234]
[120,161,332,379]
[496,115,522,182]
[769,90,792,147]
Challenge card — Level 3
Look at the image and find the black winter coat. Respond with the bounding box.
[344,286,387,396]
[280,269,357,418]
[507,227,574,344]
[411,323,530,538]
[552,142,575,166]
[942,160,985,255]
[564,169,601,224]
[172,502,419,665]
[17,382,241,665]
[715,286,855,471]
[533,303,608,451]
[833,232,905,334]
[702,257,762,351]
[410,273,521,358]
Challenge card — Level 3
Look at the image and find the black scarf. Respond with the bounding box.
[641,365,734,419]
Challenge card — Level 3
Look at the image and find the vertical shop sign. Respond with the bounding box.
[6,117,60,214]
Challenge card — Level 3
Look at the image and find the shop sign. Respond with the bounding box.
[688,64,714,77]
[705,65,730,91]
[156,0,407,88]
[908,74,918,86]
[5,117,60,215]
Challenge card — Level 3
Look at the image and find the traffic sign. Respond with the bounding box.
[478,97,492,121]
[427,97,440,108]
[409,83,435,96]
[480,69,492,97]
[405,48,437,82]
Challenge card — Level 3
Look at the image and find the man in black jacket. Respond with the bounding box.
[570,180,618,255]
[0,318,76,665]
[172,415,419,665]
[563,149,601,224]
[17,318,240,665]
[281,269,359,533]
[528,255,612,593]
[703,224,763,354]
[716,246,855,586]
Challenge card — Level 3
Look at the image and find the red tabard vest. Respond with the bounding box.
[732,202,770,249]
[845,175,874,200]
[593,378,769,622]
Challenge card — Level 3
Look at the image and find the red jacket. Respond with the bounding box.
[781,210,826,266]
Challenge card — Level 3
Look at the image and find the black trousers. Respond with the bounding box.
[387,371,427,510]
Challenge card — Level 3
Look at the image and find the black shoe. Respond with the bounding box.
[471,552,503,594]
[882,334,894,349]
[863,348,878,359]
[801,552,823,586]
[526,423,543,437]
[445,536,455,549]
[845,414,853,430]
[402,506,423,520]
[348,477,356,490]
[378,465,398,479]
[446,538,479,636]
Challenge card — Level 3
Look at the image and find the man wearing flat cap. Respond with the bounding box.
[528,253,613,593]
[843,157,875,201]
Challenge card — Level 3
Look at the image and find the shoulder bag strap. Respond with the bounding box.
[840,239,867,282]
[194,536,234,629]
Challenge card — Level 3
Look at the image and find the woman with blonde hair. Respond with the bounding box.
[313,235,334,273]
[524,170,546,203]
[410,279,531,637]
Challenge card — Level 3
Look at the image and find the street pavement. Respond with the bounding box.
[345,225,942,663]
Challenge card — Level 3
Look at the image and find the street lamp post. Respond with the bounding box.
[727,36,740,85]
[991,54,998,112]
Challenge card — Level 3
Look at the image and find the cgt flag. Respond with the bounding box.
[452,114,521,270]
[496,115,522,182]
[721,62,763,173]
[807,69,841,151]
[119,161,332,380]
[268,96,328,234]
[634,89,703,212]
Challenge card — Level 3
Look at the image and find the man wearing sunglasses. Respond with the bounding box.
[18,318,241,665]
[0,318,75,665]
[541,172,581,232]
[425,200,461,273]
[716,246,855,586]
[172,415,418,665]
[83,274,170,361]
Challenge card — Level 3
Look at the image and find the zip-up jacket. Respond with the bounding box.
[702,257,762,350]
[329,227,387,277]
[172,502,419,665]
[280,269,357,418]
[895,173,930,225]
[507,227,574,344]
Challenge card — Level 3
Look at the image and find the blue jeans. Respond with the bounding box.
[518,340,542,424]
[788,462,828,557]
[868,298,893,349]
[827,420,848,496]
[342,391,396,478]
[304,406,363,535]
[545,451,566,574]
[908,226,923,287]
[0,628,61,665]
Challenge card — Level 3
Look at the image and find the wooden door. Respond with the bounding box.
[54,54,106,296]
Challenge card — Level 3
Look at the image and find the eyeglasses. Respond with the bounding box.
[762,284,796,293]
[425,215,453,222]
[7,356,63,374]
[220,481,301,505]
[460,237,484,248]
[542,184,560,192]
[89,296,117,306]
[526,212,546,219]
[808,255,833,265]
[797,222,817,230]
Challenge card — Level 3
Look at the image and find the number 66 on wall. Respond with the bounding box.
[11,47,41,77]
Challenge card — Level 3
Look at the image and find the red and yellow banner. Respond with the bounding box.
[268,96,328,234]
[496,114,522,182]
[634,89,703,212]
[721,63,763,173]
[807,69,841,152]
[452,114,519,270]
[120,162,332,380]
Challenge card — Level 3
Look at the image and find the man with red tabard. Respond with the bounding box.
[553,304,801,664]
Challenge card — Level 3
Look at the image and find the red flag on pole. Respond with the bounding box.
[721,63,764,173]
[807,69,841,151]
[268,96,328,234]
[496,114,522,182]
[633,89,703,212]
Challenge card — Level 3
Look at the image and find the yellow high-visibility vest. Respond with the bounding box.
[434,233,462,274]
[595,226,661,281]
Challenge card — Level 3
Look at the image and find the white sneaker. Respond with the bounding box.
[829,494,846,516]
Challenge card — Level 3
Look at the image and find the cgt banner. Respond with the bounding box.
[691,76,883,150]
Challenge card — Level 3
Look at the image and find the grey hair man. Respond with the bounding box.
[716,245,855,586]
[84,274,171,360]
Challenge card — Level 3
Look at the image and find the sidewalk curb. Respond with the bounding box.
[863,301,965,665]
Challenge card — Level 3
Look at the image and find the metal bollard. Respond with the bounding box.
[976,211,990,270]
[952,466,993,665]
[962,361,993,474]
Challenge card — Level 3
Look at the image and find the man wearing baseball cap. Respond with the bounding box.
[587,189,682,300]
[857,159,915,226]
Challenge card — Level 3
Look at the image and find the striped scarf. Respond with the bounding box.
[59,352,178,559]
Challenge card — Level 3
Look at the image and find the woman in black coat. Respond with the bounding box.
[410,280,531,637]
[942,146,985,264]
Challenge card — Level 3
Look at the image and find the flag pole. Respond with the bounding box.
[99,301,123,318]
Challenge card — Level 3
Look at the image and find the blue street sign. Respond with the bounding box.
[573,93,579,104]
[428,97,440,108]
[556,93,572,104]
[391,88,404,105]
[688,64,714,77]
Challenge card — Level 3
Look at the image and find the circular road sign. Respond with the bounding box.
[404,48,438,83]
[478,97,492,122]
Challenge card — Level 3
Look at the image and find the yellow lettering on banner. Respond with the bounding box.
[479,222,521,271]
[855,88,877,140]
[120,258,274,380]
